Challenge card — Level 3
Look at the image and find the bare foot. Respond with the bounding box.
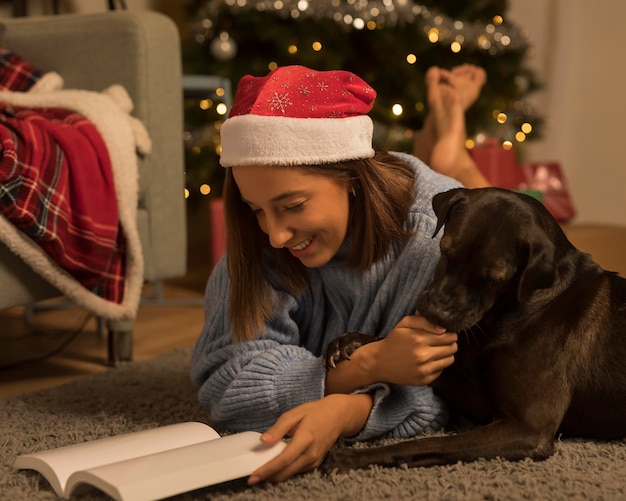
[412,64,486,167]
[450,64,487,111]
[427,67,490,188]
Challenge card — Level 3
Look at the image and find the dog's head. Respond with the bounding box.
[416,187,559,332]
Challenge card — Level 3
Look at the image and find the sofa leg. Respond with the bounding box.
[106,318,134,366]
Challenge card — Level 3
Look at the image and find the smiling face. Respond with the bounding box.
[232,164,351,268]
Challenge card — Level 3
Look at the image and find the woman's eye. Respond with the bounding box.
[284,202,304,212]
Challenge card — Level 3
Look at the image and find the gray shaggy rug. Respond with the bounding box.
[2,347,626,500]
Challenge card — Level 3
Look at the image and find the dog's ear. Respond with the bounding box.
[517,239,556,303]
[431,188,467,238]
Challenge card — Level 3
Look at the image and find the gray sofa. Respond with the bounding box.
[0,11,187,364]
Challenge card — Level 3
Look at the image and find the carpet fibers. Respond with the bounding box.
[2,347,625,500]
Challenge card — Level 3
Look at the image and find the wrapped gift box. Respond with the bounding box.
[518,162,576,222]
[470,138,524,189]
[470,138,576,222]
[209,198,226,267]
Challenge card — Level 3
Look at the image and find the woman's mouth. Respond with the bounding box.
[291,237,313,251]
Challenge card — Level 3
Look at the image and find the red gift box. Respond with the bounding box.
[518,162,576,222]
[470,138,524,189]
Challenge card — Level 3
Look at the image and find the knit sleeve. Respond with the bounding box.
[350,383,449,442]
[190,256,327,432]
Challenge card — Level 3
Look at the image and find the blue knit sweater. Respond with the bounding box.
[190,153,461,441]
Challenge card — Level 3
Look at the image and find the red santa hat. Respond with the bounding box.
[219,65,377,167]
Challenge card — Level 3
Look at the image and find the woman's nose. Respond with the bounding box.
[264,216,294,249]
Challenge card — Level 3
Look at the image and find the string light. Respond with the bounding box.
[428,27,439,43]
[182,83,231,200]
[196,1,530,55]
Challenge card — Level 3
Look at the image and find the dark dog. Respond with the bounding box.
[322,187,626,472]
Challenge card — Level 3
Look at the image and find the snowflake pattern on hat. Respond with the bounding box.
[228,65,376,119]
[267,92,292,114]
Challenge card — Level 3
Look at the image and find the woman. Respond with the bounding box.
[191,64,485,484]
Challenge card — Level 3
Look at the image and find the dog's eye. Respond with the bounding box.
[485,268,509,288]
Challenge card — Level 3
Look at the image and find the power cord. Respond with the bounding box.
[0,309,93,370]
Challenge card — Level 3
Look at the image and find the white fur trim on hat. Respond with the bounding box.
[219,114,374,167]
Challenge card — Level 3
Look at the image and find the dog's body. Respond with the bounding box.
[323,187,626,472]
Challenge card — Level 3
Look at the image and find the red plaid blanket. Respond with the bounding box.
[0,103,126,303]
[0,46,43,92]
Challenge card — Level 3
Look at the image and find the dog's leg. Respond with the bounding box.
[322,419,555,473]
[431,343,493,425]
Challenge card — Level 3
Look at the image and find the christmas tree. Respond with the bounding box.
[178,0,543,199]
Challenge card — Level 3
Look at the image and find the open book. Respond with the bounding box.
[14,421,286,501]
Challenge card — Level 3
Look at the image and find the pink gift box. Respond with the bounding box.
[518,162,576,222]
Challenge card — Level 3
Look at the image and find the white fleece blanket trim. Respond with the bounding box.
[29,71,64,93]
[0,86,145,320]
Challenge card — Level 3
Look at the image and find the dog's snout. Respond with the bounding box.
[417,282,481,332]
[417,288,459,326]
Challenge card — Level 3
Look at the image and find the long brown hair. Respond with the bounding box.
[224,151,416,342]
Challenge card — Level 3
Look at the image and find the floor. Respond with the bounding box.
[0,259,211,400]
[561,224,626,277]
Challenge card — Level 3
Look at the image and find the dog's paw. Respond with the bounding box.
[322,332,379,370]
[320,446,371,475]
[320,449,353,475]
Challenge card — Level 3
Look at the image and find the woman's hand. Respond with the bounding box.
[248,393,373,485]
[326,313,458,393]
[368,313,458,386]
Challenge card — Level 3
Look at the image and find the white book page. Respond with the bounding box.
[14,422,220,497]
[66,431,287,501]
